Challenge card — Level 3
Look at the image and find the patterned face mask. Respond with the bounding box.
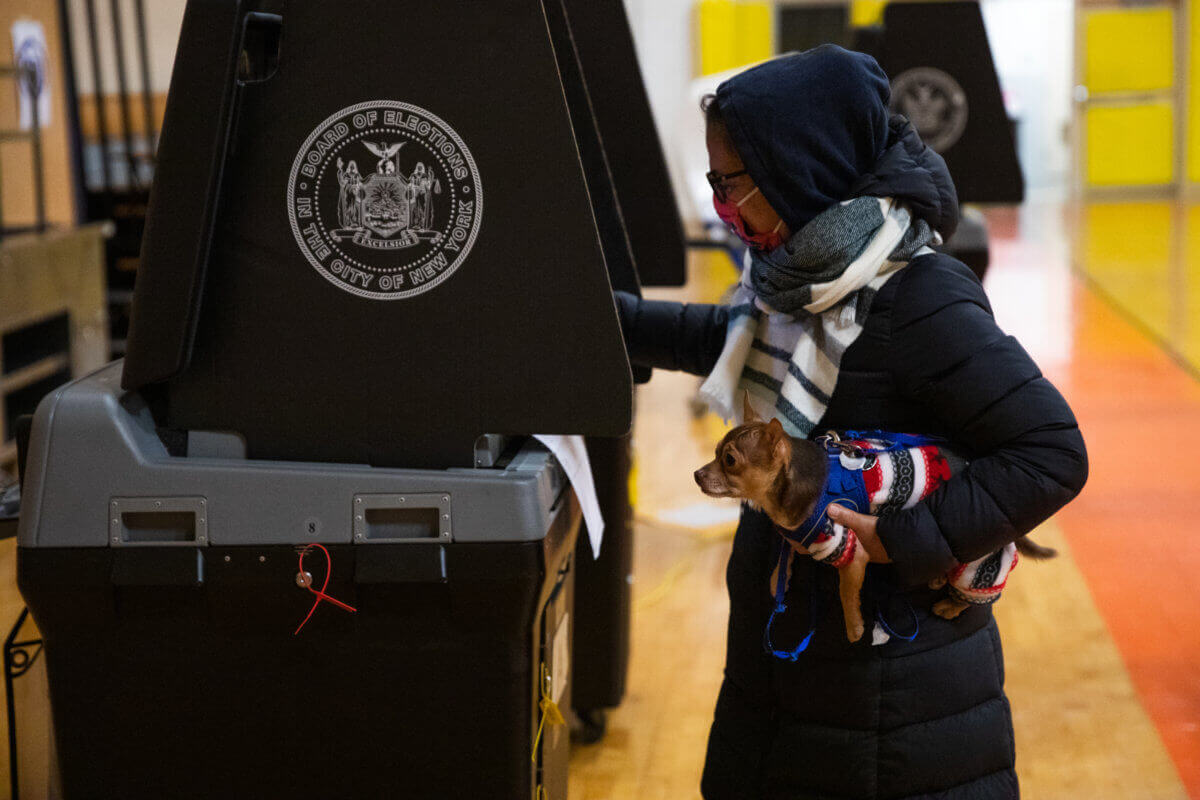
[713,186,785,251]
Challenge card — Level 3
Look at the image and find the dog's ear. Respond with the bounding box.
[742,390,762,423]
[767,418,790,464]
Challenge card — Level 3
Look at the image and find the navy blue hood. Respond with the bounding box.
[715,45,959,239]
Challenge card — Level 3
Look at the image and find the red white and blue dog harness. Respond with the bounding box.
[765,431,1019,660]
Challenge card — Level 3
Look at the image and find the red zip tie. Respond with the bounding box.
[294,542,357,635]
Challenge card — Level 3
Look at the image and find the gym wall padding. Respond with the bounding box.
[696,0,774,77]
[1086,103,1176,188]
[1188,0,1200,183]
[1084,7,1174,94]
[850,0,888,28]
[1080,4,1178,189]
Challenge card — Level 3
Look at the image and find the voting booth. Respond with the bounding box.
[852,1,1025,279]
[853,1,1023,205]
[16,0,682,796]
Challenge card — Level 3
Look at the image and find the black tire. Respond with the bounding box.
[573,708,608,745]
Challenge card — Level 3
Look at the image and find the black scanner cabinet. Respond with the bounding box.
[17,363,578,799]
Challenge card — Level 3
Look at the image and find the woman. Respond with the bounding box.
[615,46,1087,799]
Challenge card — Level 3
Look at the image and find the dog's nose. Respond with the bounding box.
[694,469,705,486]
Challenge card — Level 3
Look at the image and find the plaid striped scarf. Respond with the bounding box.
[699,197,936,435]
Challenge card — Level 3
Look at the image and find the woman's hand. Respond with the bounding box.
[827,504,891,563]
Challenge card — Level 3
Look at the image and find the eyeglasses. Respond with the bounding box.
[706,168,749,203]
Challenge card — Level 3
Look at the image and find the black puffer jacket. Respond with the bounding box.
[616,253,1088,799]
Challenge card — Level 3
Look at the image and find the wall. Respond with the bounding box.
[624,0,1077,216]
[63,1,1069,220]
[980,0,1075,196]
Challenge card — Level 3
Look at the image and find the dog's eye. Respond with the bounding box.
[723,452,736,468]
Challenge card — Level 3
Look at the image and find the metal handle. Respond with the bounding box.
[352,493,451,544]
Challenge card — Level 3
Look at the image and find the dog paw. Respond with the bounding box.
[928,576,947,590]
[846,621,865,642]
[932,598,967,619]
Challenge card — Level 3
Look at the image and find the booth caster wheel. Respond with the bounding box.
[573,708,608,745]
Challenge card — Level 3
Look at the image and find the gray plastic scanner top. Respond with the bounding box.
[18,362,568,549]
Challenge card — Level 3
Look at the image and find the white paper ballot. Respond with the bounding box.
[533,434,605,558]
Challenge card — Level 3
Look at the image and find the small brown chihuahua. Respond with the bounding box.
[694,394,1054,643]
[694,395,870,641]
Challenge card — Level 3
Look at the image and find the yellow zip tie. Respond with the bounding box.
[531,662,565,763]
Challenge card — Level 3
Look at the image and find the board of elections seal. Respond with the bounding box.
[287,100,483,300]
[890,67,968,154]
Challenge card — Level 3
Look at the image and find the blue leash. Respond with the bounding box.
[763,538,920,659]
[874,595,920,642]
[763,538,818,661]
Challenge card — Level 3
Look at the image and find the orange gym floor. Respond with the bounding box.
[566,199,1200,799]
